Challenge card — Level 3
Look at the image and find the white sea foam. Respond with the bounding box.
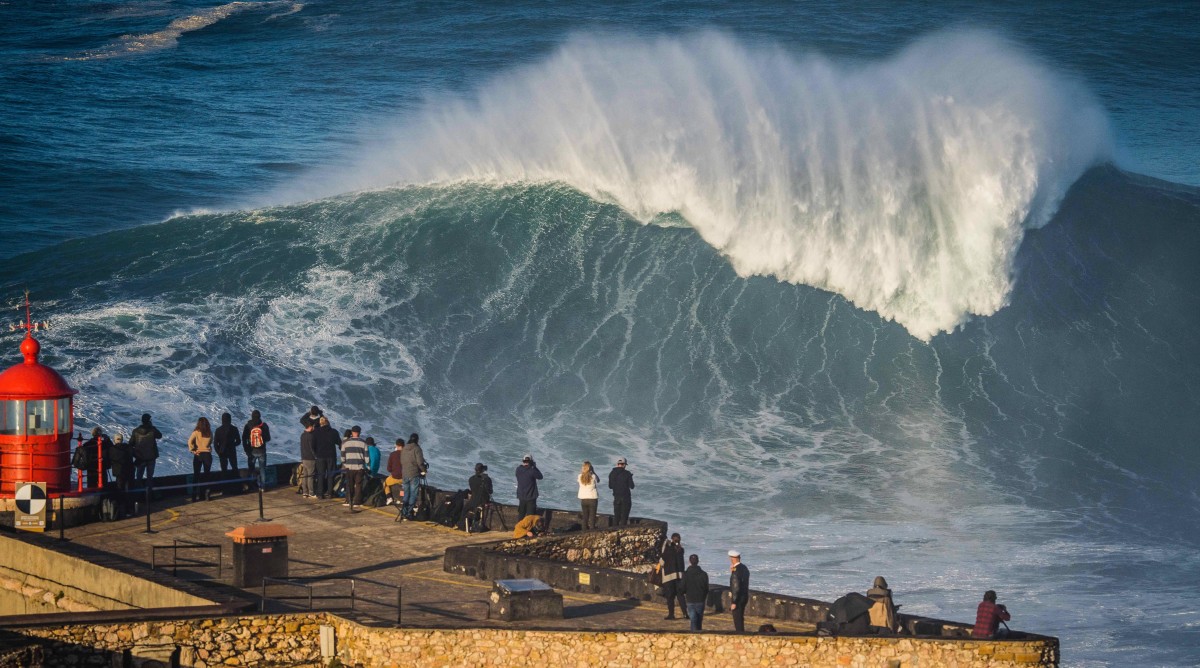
[70,0,301,60]
[293,29,1112,340]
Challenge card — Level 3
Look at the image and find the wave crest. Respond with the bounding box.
[294,29,1112,339]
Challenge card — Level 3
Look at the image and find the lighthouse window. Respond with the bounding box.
[57,397,71,434]
[26,399,54,436]
[0,400,20,435]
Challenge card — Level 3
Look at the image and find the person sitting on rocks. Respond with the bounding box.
[866,575,900,633]
[972,590,1011,639]
[513,514,543,539]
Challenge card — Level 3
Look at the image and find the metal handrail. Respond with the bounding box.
[150,540,223,577]
[260,576,402,626]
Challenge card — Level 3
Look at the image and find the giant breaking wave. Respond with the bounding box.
[280,29,1113,340]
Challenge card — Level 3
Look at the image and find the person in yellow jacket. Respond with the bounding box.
[513,514,543,538]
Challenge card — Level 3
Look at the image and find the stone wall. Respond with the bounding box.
[4,612,1059,667]
[7,613,327,668]
[492,524,665,572]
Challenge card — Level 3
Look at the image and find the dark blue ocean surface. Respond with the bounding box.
[2,2,1199,665]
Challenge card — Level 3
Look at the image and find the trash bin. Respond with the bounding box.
[226,523,291,587]
[489,579,563,621]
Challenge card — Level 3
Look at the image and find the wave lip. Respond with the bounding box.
[319,29,1113,340]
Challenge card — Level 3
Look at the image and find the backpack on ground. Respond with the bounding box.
[99,496,120,522]
[433,490,468,527]
[412,482,435,521]
[362,476,386,507]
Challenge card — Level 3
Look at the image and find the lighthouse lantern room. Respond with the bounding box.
[0,295,77,496]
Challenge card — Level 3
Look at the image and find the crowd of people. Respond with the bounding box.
[72,407,1014,638]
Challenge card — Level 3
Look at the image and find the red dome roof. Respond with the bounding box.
[0,361,77,398]
[0,334,77,398]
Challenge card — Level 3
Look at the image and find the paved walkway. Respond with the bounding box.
[63,487,814,634]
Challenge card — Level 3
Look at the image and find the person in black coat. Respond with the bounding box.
[299,405,323,429]
[514,455,542,520]
[607,457,634,525]
[130,413,162,482]
[212,412,241,476]
[109,434,133,491]
[466,463,493,514]
[728,550,750,633]
[80,426,114,489]
[658,533,687,620]
[242,410,271,481]
[311,416,341,499]
[683,554,710,632]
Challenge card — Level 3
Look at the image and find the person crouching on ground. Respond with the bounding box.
[972,590,1011,639]
[513,514,543,539]
[577,460,599,529]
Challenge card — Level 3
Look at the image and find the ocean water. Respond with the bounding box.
[2,2,1198,665]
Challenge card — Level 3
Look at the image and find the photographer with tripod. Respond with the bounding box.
[399,433,427,521]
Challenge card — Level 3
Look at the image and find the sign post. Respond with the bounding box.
[14,481,48,532]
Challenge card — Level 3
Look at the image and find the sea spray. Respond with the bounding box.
[287,29,1112,340]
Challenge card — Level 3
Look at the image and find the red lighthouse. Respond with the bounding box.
[0,295,77,496]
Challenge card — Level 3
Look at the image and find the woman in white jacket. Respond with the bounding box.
[577,461,600,529]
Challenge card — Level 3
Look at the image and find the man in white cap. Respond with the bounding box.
[608,457,635,525]
[515,454,542,520]
[729,550,750,632]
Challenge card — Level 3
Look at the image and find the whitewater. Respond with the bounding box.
[2,2,1199,665]
[286,30,1113,340]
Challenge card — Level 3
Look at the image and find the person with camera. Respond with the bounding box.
[972,590,1011,639]
[399,433,427,520]
[465,462,493,516]
[515,454,542,520]
[608,457,634,525]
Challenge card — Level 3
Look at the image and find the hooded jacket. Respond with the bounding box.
[213,414,240,455]
[130,418,162,463]
[312,424,341,459]
[400,442,427,482]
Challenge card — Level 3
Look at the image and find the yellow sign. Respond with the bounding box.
[578,572,591,586]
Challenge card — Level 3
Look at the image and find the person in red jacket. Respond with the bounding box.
[972,590,1011,638]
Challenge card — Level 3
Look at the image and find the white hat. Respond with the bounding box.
[728,550,741,558]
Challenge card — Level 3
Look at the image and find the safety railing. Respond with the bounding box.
[127,475,262,533]
[260,577,402,626]
[151,539,223,578]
